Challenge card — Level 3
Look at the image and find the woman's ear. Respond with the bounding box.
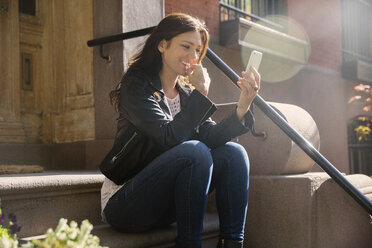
[158,39,167,53]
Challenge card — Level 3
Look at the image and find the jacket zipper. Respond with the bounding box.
[110,132,137,164]
[195,104,214,132]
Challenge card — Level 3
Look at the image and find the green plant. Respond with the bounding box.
[0,200,21,248]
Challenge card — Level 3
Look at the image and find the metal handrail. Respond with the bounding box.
[87,26,155,47]
[87,27,372,215]
[205,49,372,215]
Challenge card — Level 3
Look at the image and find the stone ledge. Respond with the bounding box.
[0,171,219,242]
[0,165,44,175]
[0,171,104,237]
[245,172,372,248]
[212,102,320,175]
[0,171,104,198]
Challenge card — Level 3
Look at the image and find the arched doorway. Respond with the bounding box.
[347,115,372,175]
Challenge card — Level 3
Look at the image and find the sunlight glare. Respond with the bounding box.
[241,15,311,83]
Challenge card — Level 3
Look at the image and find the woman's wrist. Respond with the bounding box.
[236,105,250,121]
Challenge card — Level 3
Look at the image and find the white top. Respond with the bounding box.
[100,92,182,221]
[100,178,124,221]
[166,93,181,118]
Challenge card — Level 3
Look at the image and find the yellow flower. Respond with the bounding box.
[354,125,371,141]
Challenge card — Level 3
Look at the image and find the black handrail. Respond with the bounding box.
[206,49,372,215]
[87,28,372,215]
[87,26,155,47]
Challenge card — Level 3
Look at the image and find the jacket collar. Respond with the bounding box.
[149,73,190,98]
[151,73,163,93]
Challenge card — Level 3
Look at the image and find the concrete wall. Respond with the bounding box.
[93,0,164,141]
[93,0,124,140]
[287,0,342,71]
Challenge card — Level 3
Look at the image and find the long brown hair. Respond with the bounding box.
[110,13,210,110]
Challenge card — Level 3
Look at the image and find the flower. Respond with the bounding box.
[22,218,108,248]
[0,199,107,248]
[354,125,371,142]
[0,226,19,248]
[0,200,21,241]
[354,84,371,92]
[349,82,372,141]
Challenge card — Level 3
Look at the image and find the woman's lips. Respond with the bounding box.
[181,61,195,75]
[181,61,190,68]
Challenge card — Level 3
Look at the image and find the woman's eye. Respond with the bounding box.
[182,45,190,49]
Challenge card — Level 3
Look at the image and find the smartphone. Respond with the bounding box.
[245,50,263,72]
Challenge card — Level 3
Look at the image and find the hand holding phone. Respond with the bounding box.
[245,50,262,73]
[236,51,262,120]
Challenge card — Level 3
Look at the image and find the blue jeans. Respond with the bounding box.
[103,140,250,247]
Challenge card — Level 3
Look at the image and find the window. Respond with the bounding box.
[220,0,286,21]
[251,0,287,17]
[341,0,371,63]
[19,0,36,16]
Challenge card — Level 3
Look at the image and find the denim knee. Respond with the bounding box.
[176,140,213,167]
[221,142,250,174]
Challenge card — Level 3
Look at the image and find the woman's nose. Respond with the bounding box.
[189,50,199,63]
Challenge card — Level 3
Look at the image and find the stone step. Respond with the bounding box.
[92,213,219,248]
[19,214,219,248]
[0,171,104,237]
[0,171,220,247]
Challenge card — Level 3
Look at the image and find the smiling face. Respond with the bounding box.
[158,31,202,77]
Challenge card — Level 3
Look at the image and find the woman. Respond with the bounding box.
[100,13,261,248]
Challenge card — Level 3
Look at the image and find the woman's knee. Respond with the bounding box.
[219,142,250,172]
[227,142,249,158]
[177,140,211,159]
[173,140,213,177]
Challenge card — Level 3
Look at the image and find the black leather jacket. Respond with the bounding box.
[99,72,254,185]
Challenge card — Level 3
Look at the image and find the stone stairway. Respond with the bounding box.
[1,103,371,247]
[0,171,220,248]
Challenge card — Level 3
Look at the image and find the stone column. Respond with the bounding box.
[0,0,26,142]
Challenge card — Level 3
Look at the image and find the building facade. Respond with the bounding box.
[0,0,371,174]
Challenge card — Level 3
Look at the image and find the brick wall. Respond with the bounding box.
[165,0,219,37]
[166,0,348,72]
[286,0,342,71]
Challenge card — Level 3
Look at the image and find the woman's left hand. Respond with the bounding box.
[236,66,261,120]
